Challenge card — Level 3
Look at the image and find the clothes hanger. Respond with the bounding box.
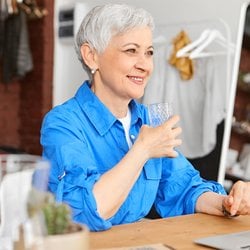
[176,29,235,59]
[176,29,211,57]
[189,29,235,59]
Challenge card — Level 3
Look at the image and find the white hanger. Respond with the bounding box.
[176,29,235,59]
[176,29,211,57]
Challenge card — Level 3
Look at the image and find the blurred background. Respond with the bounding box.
[0,0,249,187]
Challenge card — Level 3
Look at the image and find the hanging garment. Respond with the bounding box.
[142,40,226,158]
[1,13,21,83]
[0,9,33,83]
[168,30,194,80]
[17,10,33,77]
[0,0,9,21]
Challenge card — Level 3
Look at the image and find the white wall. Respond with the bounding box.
[98,0,247,42]
[53,0,248,106]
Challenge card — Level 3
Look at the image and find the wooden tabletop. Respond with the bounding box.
[89,213,250,249]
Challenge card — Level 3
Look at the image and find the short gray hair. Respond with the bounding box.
[74,4,155,79]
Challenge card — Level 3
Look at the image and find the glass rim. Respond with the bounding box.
[146,102,172,106]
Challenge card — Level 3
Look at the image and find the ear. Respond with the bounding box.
[80,43,98,69]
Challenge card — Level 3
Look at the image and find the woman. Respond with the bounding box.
[41,4,250,231]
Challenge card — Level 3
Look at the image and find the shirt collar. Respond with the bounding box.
[75,81,144,136]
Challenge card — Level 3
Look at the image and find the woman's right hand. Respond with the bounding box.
[135,115,182,160]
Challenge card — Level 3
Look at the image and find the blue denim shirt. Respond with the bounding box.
[40,81,226,231]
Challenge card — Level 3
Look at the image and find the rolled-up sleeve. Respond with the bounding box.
[155,153,226,217]
[41,109,112,231]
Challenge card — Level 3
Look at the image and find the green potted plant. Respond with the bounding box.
[26,188,89,250]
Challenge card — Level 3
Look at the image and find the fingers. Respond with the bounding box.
[223,195,237,216]
[223,181,250,216]
[229,184,244,216]
[138,115,182,159]
[161,115,182,138]
[163,115,180,129]
[160,115,182,156]
[223,195,233,207]
[172,126,182,138]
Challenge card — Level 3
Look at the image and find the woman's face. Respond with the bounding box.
[94,26,154,105]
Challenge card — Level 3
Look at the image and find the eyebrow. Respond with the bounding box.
[122,43,154,50]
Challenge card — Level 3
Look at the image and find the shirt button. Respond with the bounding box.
[130,135,135,140]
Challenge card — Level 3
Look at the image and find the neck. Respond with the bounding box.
[91,84,129,119]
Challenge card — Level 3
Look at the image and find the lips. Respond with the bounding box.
[127,76,144,84]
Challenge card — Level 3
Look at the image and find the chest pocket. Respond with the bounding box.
[143,158,162,180]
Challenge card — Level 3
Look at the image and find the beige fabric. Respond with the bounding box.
[168,30,194,80]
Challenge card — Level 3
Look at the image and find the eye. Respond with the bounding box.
[125,48,137,54]
[146,50,154,56]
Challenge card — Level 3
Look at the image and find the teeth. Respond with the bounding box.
[130,76,143,81]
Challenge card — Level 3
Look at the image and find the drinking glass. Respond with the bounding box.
[0,154,50,250]
[147,102,173,127]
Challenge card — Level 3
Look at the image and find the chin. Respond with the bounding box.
[130,86,145,99]
[131,92,144,100]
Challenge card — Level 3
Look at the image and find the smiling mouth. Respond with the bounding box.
[127,76,144,84]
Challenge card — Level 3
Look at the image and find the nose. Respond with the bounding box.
[135,53,153,72]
